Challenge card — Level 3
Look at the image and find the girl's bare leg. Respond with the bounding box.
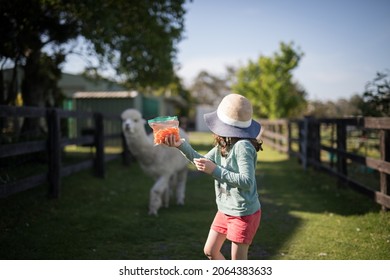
[231,242,249,260]
[203,229,227,260]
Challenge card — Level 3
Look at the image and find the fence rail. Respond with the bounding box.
[0,105,127,198]
[2,107,389,210]
[260,117,390,210]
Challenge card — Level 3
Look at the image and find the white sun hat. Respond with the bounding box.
[203,93,261,138]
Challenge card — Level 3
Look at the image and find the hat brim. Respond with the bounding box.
[204,110,261,138]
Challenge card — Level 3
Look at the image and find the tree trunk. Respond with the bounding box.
[21,50,45,139]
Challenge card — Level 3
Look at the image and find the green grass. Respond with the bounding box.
[0,132,389,260]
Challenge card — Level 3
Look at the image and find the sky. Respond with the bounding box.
[175,0,390,101]
[63,0,390,102]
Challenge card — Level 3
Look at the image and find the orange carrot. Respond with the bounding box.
[153,127,180,144]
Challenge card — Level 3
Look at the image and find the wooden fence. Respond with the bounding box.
[260,117,390,210]
[2,107,389,210]
[0,105,128,199]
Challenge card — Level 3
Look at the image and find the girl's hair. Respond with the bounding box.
[214,135,263,157]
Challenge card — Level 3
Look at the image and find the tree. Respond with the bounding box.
[0,0,79,107]
[0,0,187,135]
[79,0,186,88]
[0,0,187,106]
[189,71,230,106]
[360,70,390,117]
[232,42,307,119]
[306,95,363,118]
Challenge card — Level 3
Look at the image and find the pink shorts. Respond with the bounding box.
[211,209,261,245]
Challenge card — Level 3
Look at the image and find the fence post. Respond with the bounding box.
[301,117,310,169]
[380,130,390,211]
[121,132,131,166]
[302,116,320,169]
[47,108,61,198]
[287,121,292,157]
[94,113,105,178]
[330,124,336,169]
[311,119,321,169]
[298,120,304,167]
[278,123,283,148]
[273,123,277,147]
[336,121,347,185]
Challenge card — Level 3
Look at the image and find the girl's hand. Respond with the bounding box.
[193,158,216,175]
[164,134,183,148]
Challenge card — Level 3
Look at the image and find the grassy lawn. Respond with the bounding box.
[0,132,389,260]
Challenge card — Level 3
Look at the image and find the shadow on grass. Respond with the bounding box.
[251,155,382,259]
[0,160,216,260]
[0,152,382,260]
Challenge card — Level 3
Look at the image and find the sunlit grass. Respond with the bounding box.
[65,145,122,154]
[259,145,289,162]
[0,132,389,260]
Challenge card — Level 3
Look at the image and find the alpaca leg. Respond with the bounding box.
[149,176,169,216]
[162,184,170,208]
[168,173,178,203]
[175,168,188,205]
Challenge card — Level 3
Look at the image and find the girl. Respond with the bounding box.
[165,93,262,260]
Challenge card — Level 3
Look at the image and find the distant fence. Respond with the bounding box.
[0,105,129,199]
[260,117,390,210]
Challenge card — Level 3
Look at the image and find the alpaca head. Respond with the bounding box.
[121,109,146,135]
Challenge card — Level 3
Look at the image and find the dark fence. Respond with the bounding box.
[0,105,129,199]
[260,117,390,210]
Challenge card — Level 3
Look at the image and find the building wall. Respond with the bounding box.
[58,73,127,98]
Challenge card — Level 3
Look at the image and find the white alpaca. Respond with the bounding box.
[121,109,189,216]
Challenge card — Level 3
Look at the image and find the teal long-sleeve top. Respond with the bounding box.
[178,139,261,216]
